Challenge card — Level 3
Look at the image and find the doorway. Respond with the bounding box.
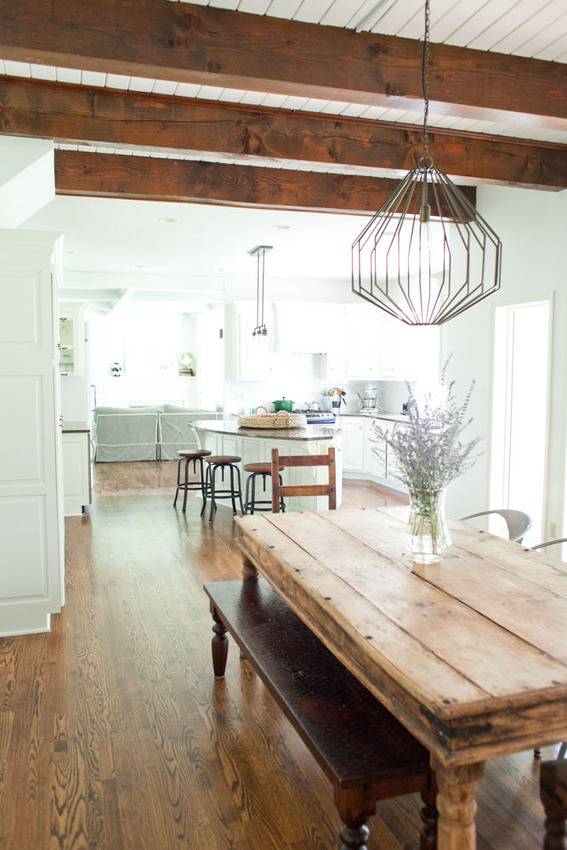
[490,299,552,547]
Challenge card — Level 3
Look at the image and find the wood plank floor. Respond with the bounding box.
[0,461,556,850]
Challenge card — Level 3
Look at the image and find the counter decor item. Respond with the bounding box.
[357,384,380,412]
[324,387,346,413]
[373,364,480,564]
[238,411,307,429]
[273,397,294,412]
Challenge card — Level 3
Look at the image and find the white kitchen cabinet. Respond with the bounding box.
[363,418,386,479]
[341,417,365,471]
[345,304,382,379]
[275,303,340,354]
[0,231,65,637]
[341,415,406,492]
[226,303,271,381]
[62,429,91,516]
[345,303,440,383]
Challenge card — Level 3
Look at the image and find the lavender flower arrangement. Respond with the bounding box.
[373,361,481,562]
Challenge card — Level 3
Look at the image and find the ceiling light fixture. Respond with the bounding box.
[351,0,502,325]
[158,217,179,224]
[249,245,272,336]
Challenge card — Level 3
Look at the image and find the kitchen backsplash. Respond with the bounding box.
[225,351,411,414]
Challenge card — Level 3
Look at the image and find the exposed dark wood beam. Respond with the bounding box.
[0,0,565,132]
[53,149,477,215]
[2,79,566,190]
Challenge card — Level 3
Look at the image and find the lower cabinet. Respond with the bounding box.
[341,416,406,492]
[62,431,92,516]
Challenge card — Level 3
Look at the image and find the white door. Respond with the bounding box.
[490,299,551,547]
[0,231,64,636]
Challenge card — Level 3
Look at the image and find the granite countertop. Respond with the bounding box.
[193,419,338,442]
[341,412,410,424]
[62,421,91,433]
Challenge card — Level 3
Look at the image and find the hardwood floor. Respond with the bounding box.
[0,461,554,849]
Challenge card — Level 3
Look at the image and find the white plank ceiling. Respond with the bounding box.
[1,0,566,156]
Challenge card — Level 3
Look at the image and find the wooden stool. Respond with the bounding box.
[173,449,211,512]
[202,456,244,522]
[541,759,567,849]
[204,578,438,850]
[243,462,285,514]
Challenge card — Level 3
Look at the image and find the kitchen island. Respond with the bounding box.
[193,418,342,510]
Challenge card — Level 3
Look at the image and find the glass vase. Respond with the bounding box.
[408,488,451,565]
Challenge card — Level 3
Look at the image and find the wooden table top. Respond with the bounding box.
[235,507,567,767]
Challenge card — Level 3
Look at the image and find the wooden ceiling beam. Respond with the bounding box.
[53,149,477,215]
[1,79,566,190]
[0,0,565,132]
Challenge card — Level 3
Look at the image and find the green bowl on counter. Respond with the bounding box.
[273,398,294,412]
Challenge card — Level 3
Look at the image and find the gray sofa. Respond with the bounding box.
[93,405,222,462]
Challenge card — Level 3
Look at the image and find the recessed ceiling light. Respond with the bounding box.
[158,217,179,224]
[273,225,291,230]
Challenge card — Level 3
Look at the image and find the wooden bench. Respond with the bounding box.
[204,578,437,850]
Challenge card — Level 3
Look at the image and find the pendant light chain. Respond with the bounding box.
[421,0,431,166]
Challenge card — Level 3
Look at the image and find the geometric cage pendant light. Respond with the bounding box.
[250,244,272,336]
[352,0,502,325]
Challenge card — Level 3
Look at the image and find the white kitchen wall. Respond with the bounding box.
[442,186,567,536]
[89,304,223,409]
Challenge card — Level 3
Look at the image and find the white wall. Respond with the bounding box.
[88,303,224,409]
[442,185,567,537]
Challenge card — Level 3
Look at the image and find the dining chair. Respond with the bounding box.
[532,537,567,761]
[270,447,336,513]
[459,509,532,543]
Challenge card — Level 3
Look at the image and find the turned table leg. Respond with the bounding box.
[211,604,229,678]
[432,760,484,850]
[541,759,567,850]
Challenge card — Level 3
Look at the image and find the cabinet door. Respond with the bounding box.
[62,432,90,516]
[227,303,272,381]
[345,304,382,379]
[341,418,365,471]
[363,419,386,479]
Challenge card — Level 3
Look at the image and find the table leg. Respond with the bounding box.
[432,760,484,850]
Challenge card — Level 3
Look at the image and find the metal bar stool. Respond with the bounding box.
[173,449,212,512]
[202,456,244,522]
[243,462,285,514]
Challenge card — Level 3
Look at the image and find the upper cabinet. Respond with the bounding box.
[226,302,272,381]
[345,303,440,384]
[274,303,341,354]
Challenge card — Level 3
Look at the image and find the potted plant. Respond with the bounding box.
[373,363,481,564]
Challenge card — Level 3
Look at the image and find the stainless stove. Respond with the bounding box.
[294,410,336,424]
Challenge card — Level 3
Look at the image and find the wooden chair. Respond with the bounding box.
[270,446,336,513]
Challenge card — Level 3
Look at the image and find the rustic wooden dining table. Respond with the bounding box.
[234,506,567,850]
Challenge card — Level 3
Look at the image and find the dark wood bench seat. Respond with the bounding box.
[204,578,437,850]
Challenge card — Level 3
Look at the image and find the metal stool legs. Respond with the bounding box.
[204,463,244,523]
[244,472,285,514]
[174,455,206,512]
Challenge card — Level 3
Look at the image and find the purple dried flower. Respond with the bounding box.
[372,357,482,491]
